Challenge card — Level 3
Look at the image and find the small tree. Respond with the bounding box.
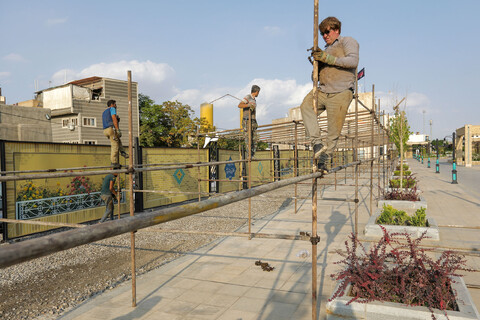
[389,98,412,189]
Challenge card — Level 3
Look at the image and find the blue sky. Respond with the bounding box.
[1,0,479,139]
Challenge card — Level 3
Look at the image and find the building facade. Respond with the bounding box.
[36,76,139,145]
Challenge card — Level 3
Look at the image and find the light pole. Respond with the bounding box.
[427,137,431,168]
[445,133,458,184]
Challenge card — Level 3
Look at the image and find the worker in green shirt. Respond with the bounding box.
[99,172,118,222]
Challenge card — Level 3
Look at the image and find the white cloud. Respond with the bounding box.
[51,60,177,98]
[46,18,68,26]
[3,53,27,62]
[173,79,311,130]
[51,61,312,131]
[0,71,11,80]
[376,91,432,114]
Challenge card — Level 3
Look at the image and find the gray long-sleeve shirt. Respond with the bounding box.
[319,36,359,94]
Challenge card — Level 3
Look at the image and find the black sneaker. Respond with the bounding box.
[313,143,327,159]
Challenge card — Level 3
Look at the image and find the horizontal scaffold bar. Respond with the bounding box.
[0,169,326,269]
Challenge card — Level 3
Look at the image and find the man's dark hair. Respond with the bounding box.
[251,85,260,94]
[107,100,116,107]
[320,16,341,34]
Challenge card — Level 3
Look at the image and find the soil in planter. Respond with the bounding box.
[330,229,469,318]
[376,205,427,226]
[347,281,459,312]
[384,188,420,201]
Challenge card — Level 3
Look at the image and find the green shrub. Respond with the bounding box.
[376,205,427,227]
[389,177,416,188]
[395,164,409,171]
[393,170,411,176]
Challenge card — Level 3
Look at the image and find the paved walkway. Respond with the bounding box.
[60,159,480,320]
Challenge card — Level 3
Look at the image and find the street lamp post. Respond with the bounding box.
[452,132,458,184]
[427,144,431,168]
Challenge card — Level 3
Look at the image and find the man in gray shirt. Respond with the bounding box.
[238,85,260,159]
[300,16,359,171]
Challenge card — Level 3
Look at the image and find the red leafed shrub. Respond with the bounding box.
[329,227,470,319]
[384,186,420,201]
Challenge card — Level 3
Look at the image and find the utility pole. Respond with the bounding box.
[422,110,426,135]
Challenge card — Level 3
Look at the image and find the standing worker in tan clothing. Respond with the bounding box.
[300,16,359,172]
[102,99,128,168]
[238,85,260,159]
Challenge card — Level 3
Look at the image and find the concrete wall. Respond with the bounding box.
[0,104,52,142]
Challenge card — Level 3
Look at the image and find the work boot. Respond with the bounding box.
[316,152,329,174]
[120,151,129,158]
[313,143,327,159]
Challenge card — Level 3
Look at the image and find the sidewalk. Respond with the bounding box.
[60,160,480,320]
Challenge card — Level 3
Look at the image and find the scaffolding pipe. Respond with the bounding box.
[0,170,324,269]
[127,70,137,307]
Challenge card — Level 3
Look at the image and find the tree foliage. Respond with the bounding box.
[389,110,412,155]
[139,94,205,147]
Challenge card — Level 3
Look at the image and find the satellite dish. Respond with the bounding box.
[68,123,75,131]
[45,114,51,120]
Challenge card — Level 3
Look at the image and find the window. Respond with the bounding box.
[62,117,79,129]
[62,118,70,128]
[83,117,96,127]
[84,140,97,145]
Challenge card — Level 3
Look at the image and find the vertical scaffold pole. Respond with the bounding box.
[370,85,375,215]
[248,110,252,237]
[377,101,381,200]
[354,68,359,237]
[127,70,137,307]
[294,121,298,213]
[197,127,201,202]
[311,1,319,319]
[385,113,389,190]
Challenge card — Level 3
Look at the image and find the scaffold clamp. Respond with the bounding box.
[310,235,320,245]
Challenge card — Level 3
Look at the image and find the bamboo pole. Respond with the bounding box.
[127,70,137,307]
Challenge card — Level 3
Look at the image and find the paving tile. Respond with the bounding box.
[216,308,258,320]
[217,283,251,297]
[160,299,199,315]
[60,161,480,320]
[229,296,270,313]
[258,301,299,320]
[204,293,240,308]
[187,304,227,319]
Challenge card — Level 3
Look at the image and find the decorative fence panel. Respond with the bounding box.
[16,191,126,220]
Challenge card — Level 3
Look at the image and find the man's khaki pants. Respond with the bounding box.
[300,89,353,157]
[103,127,124,165]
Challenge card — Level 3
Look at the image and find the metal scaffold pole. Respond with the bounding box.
[127,70,137,307]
